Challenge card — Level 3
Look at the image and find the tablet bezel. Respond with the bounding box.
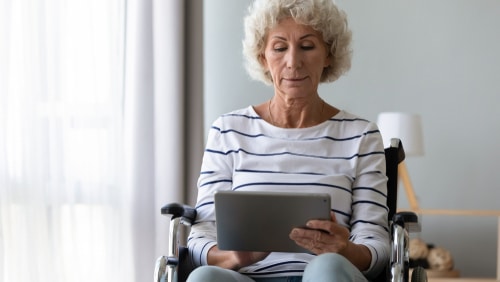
[214,190,331,253]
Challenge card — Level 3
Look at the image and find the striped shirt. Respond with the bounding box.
[188,106,390,279]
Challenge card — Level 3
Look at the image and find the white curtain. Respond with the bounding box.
[0,0,200,281]
[123,0,194,280]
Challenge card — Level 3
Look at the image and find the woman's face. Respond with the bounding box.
[261,17,330,99]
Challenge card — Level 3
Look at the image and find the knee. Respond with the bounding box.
[303,253,353,281]
[187,265,226,282]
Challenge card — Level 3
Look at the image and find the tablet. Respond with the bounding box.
[214,190,331,253]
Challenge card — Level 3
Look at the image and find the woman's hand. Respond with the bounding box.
[289,212,372,271]
[289,211,350,255]
[230,251,270,270]
[207,245,269,270]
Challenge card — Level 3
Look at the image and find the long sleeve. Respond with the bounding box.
[187,118,233,266]
[350,122,390,278]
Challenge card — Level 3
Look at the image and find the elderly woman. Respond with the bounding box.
[187,0,389,281]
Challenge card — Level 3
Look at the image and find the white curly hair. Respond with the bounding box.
[242,0,352,85]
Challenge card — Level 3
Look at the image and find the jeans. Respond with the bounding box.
[187,253,368,282]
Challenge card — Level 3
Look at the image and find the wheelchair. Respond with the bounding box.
[155,138,427,282]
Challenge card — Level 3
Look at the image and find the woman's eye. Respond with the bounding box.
[274,47,287,52]
[302,45,314,50]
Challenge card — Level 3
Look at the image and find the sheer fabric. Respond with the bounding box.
[0,0,196,281]
[1,1,128,281]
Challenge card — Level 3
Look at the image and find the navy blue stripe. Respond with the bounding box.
[328,117,369,122]
[364,129,380,135]
[235,168,325,176]
[187,235,207,241]
[195,201,214,210]
[352,187,387,198]
[323,135,362,141]
[359,151,385,158]
[219,114,369,123]
[252,260,308,272]
[221,113,262,119]
[199,241,213,265]
[199,179,232,187]
[333,209,351,219]
[233,182,351,194]
[353,200,388,211]
[212,127,379,143]
[206,148,384,160]
[244,270,304,276]
[352,220,389,233]
[218,128,268,138]
[373,245,380,266]
[218,129,365,142]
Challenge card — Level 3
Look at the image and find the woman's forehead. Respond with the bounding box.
[264,18,324,45]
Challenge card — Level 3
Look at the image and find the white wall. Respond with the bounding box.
[204,0,500,277]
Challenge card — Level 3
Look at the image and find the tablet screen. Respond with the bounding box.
[215,190,331,253]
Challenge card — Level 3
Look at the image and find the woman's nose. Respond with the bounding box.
[286,48,302,69]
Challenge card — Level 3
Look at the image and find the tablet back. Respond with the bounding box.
[214,190,331,253]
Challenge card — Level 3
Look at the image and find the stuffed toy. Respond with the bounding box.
[409,238,454,271]
[427,247,454,271]
[409,238,429,260]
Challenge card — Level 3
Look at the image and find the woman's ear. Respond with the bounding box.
[324,54,331,68]
[259,53,268,70]
[324,41,333,67]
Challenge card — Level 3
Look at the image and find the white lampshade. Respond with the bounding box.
[377,112,424,157]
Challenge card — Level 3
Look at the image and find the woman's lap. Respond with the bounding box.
[187,253,368,282]
[303,253,368,282]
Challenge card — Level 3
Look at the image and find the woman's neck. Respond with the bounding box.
[267,96,327,128]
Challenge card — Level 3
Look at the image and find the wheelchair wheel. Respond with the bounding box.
[154,256,167,282]
[411,266,427,282]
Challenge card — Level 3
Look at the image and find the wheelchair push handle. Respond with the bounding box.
[161,203,197,223]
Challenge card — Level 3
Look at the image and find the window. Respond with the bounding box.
[0,1,131,281]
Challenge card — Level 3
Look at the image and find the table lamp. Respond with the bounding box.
[377,112,424,211]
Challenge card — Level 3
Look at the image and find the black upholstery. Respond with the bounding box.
[385,138,405,221]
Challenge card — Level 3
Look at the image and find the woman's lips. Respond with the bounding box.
[284,77,306,82]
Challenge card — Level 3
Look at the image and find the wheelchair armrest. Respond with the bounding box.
[157,204,197,282]
[161,203,197,224]
[393,211,421,233]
